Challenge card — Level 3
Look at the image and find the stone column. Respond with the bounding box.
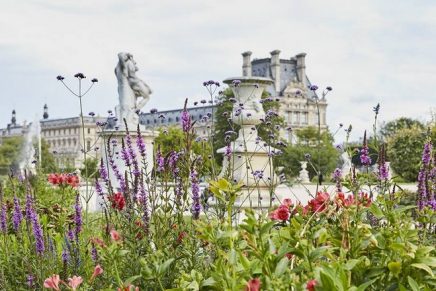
[99,126,157,193]
[242,51,252,77]
[270,50,281,94]
[218,76,277,209]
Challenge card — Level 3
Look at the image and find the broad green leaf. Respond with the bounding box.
[201,277,216,288]
[158,258,175,275]
[274,257,289,276]
[411,263,434,277]
[124,275,141,286]
[407,276,420,291]
[344,259,360,271]
[416,257,436,267]
[355,278,377,291]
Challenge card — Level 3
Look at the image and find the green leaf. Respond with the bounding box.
[274,257,289,276]
[411,263,434,277]
[158,258,175,275]
[124,275,141,286]
[355,278,377,291]
[416,257,436,267]
[201,277,216,288]
[344,259,360,271]
[407,276,420,291]
[369,203,384,218]
[260,221,275,236]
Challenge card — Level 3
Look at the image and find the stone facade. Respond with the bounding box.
[242,50,328,143]
[0,110,31,145]
[40,115,106,169]
[139,105,215,137]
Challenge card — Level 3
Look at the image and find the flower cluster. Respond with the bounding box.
[48,173,79,188]
[109,192,126,211]
[270,199,292,221]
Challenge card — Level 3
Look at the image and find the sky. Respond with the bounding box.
[0,0,435,142]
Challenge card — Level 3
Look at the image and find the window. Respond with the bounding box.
[147,120,150,124]
[302,112,308,124]
[176,117,179,122]
[87,140,91,151]
[87,128,91,134]
[292,112,299,124]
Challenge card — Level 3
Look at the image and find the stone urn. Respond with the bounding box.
[217,76,278,209]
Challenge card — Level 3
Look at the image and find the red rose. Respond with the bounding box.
[276,205,290,221]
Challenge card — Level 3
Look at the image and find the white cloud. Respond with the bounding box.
[0,0,435,142]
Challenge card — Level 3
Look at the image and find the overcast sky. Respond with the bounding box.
[0,0,435,142]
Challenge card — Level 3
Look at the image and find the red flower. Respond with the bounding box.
[177,231,187,244]
[285,252,293,260]
[276,205,290,221]
[110,230,121,242]
[245,278,261,291]
[308,192,330,213]
[282,198,293,207]
[306,279,317,291]
[109,193,125,210]
[48,173,79,188]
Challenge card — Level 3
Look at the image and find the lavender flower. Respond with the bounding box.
[139,183,150,233]
[74,194,82,237]
[333,168,342,192]
[11,197,23,232]
[62,247,70,264]
[360,131,372,166]
[156,147,165,172]
[108,151,126,192]
[136,126,147,158]
[126,133,140,177]
[99,158,108,183]
[0,203,7,234]
[417,168,427,210]
[120,139,132,167]
[181,109,192,132]
[378,144,389,181]
[190,169,201,219]
[224,143,232,161]
[25,194,34,221]
[27,274,34,288]
[29,204,45,255]
[422,141,432,166]
[91,244,98,262]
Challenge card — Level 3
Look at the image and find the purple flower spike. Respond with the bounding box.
[12,196,23,231]
[0,203,7,234]
[190,169,201,219]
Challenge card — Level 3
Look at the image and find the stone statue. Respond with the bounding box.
[298,161,310,183]
[115,52,152,127]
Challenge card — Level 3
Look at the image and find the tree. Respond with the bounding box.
[276,127,339,180]
[0,137,23,176]
[387,125,432,182]
[212,88,285,166]
[154,126,215,178]
[39,138,58,173]
[380,117,425,139]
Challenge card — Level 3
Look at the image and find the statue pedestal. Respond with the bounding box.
[99,126,157,192]
[218,77,278,209]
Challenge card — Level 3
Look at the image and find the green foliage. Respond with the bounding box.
[81,157,98,179]
[276,126,339,179]
[380,117,425,139]
[0,136,23,176]
[387,126,428,182]
[40,138,58,174]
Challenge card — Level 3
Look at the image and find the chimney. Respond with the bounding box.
[296,53,307,86]
[11,109,16,125]
[242,51,252,77]
[270,50,281,93]
[43,104,49,119]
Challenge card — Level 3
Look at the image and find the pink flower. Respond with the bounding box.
[43,274,61,290]
[68,276,83,290]
[282,198,293,207]
[306,279,317,291]
[270,205,290,221]
[245,278,261,291]
[91,264,104,281]
[110,229,121,241]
